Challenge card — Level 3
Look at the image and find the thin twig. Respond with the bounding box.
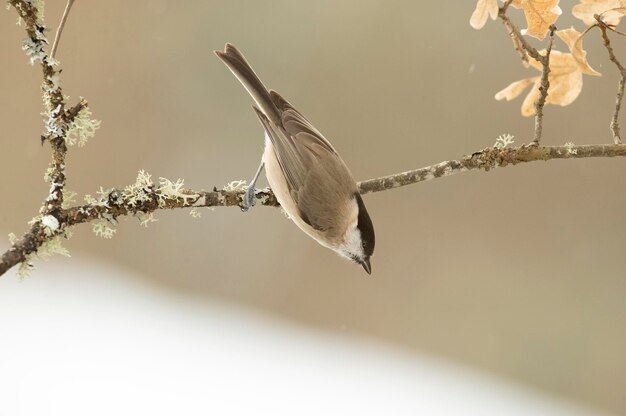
[596,8,626,37]
[2,142,626,277]
[500,0,514,14]
[498,2,543,65]
[497,1,555,145]
[596,17,625,145]
[50,0,76,59]
[64,98,88,123]
[532,25,556,145]
[612,76,625,144]
[497,2,555,145]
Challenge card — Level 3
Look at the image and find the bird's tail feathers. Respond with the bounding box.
[214,43,280,124]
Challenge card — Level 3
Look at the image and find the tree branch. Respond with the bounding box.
[2,143,625,277]
[9,0,75,214]
[498,4,555,145]
[4,1,626,277]
[596,17,625,145]
[532,25,555,145]
[357,143,626,194]
[498,1,544,65]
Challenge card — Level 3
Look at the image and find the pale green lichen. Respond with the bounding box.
[43,163,54,183]
[123,170,154,207]
[92,220,116,239]
[8,232,18,245]
[85,186,113,207]
[133,170,153,190]
[28,214,42,225]
[11,0,45,28]
[17,234,71,280]
[22,36,46,65]
[66,107,101,147]
[223,179,247,192]
[45,181,61,202]
[17,261,33,279]
[31,0,44,20]
[494,134,515,149]
[136,211,158,227]
[77,206,92,216]
[564,142,578,155]
[13,4,46,68]
[84,194,100,205]
[62,190,77,209]
[96,188,110,204]
[156,177,198,207]
[39,235,70,259]
[84,186,118,216]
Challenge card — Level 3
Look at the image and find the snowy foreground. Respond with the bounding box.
[0,257,606,416]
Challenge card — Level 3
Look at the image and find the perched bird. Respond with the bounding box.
[215,44,375,274]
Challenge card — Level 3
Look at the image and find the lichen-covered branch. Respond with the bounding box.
[2,0,99,277]
[3,1,626,277]
[1,224,46,277]
[10,0,69,212]
[2,143,626,277]
[358,143,626,193]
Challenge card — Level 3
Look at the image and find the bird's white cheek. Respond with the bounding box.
[341,227,364,259]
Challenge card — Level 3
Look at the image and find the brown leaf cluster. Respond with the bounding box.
[511,0,562,40]
[495,28,600,116]
[572,0,626,26]
[471,0,625,116]
[470,0,562,39]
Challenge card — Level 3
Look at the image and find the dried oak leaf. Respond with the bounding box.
[470,0,499,29]
[495,50,583,116]
[556,27,601,76]
[511,0,562,39]
[572,0,626,26]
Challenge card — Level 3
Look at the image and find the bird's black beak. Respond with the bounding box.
[360,258,372,275]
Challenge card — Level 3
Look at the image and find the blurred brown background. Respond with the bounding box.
[1,1,625,414]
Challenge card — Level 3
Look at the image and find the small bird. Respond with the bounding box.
[215,43,375,274]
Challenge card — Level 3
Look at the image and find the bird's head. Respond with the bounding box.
[339,193,375,274]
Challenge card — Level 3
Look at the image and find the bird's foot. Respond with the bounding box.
[242,185,257,211]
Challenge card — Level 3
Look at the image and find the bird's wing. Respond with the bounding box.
[269,90,337,155]
[252,100,356,233]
